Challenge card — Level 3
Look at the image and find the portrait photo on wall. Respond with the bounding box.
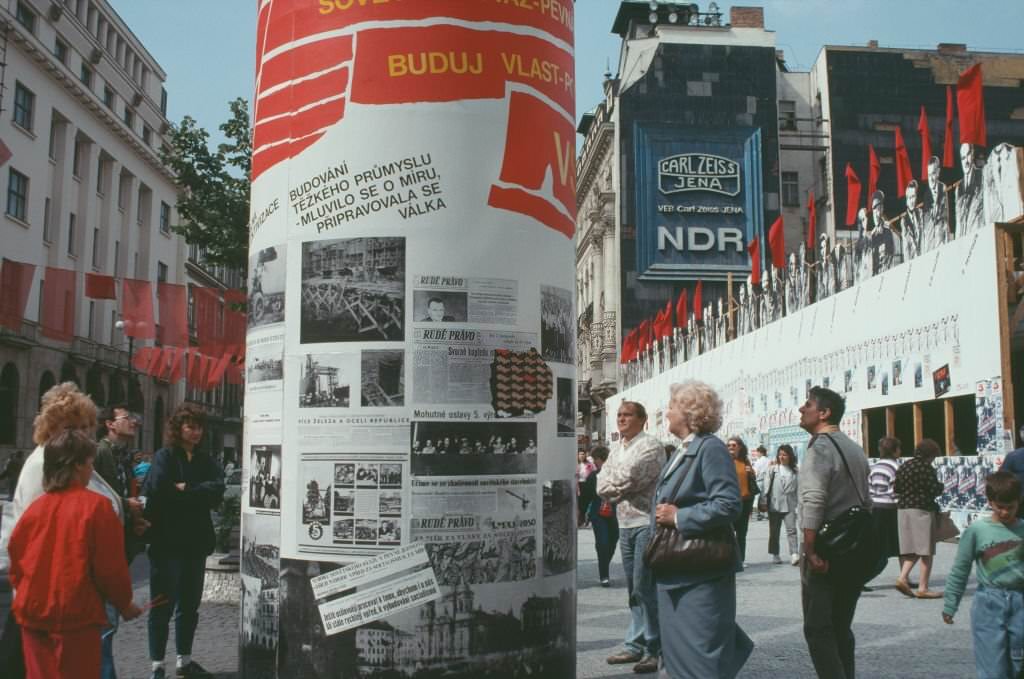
[915,362,924,388]
[248,244,286,327]
[361,350,404,407]
[933,364,952,398]
[411,421,538,476]
[299,353,356,408]
[556,377,574,436]
[892,359,903,386]
[300,237,405,343]
[844,369,853,394]
[867,365,877,391]
[412,290,468,323]
[542,479,575,577]
[541,284,573,364]
[248,444,281,511]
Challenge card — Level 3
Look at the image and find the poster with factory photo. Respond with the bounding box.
[360,350,404,407]
[299,353,357,408]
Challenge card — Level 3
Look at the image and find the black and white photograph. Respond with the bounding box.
[379,492,402,516]
[314,583,575,679]
[300,353,356,408]
[892,359,903,386]
[541,284,573,364]
[248,444,281,511]
[361,350,404,407]
[412,290,468,322]
[914,361,924,388]
[556,377,575,436]
[333,488,355,514]
[301,465,332,525]
[334,463,355,487]
[411,421,538,476]
[240,513,280,679]
[380,463,402,488]
[881,373,889,396]
[424,531,537,587]
[248,245,286,327]
[542,480,575,576]
[378,519,400,544]
[843,369,853,394]
[356,463,379,488]
[300,237,405,343]
[246,343,284,385]
[867,365,877,390]
[355,518,378,542]
[332,517,354,543]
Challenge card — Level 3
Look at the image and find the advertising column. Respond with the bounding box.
[243,2,577,677]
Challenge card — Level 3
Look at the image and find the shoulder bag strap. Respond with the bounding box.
[823,433,866,507]
[766,469,776,496]
[665,438,706,507]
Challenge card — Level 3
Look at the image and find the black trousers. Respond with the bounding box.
[733,497,754,562]
[801,560,863,679]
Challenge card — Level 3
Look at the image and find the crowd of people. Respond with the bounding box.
[580,384,1024,679]
[0,383,226,679]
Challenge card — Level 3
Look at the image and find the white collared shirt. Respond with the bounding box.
[663,432,696,480]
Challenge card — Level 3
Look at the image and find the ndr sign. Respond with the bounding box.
[658,153,741,197]
[633,124,764,281]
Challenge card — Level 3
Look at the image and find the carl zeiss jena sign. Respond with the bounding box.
[658,153,741,197]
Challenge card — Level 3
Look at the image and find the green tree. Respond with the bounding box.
[160,97,251,272]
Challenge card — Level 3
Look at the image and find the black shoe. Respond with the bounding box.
[150,669,166,679]
[633,656,660,674]
[600,578,610,587]
[177,662,212,678]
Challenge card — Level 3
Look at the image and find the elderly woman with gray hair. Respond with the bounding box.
[651,380,754,678]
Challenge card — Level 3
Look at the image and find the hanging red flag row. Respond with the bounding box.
[0,260,247,390]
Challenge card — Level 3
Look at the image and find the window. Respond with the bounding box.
[133,252,139,277]
[159,201,171,234]
[781,171,800,207]
[67,213,76,255]
[48,118,59,160]
[157,261,168,283]
[91,227,100,267]
[54,38,68,65]
[6,169,29,221]
[142,125,152,147]
[15,2,36,33]
[160,87,168,116]
[13,82,35,132]
[43,197,52,242]
[113,240,120,276]
[80,64,93,88]
[123,107,134,129]
[72,138,83,177]
[103,86,114,109]
[779,100,797,131]
[87,301,95,340]
[0,364,19,444]
[117,176,128,209]
[96,156,105,195]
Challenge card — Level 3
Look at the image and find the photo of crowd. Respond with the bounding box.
[411,421,538,476]
[541,284,573,364]
[248,445,281,511]
[542,480,575,576]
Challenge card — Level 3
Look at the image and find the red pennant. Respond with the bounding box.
[0,137,11,168]
[186,351,201,387]
[146,347,165,377]
[917,106,933,181]
[844,163,862,226]
[943,86,955,168]
[637,319,651,353]
[207,353,232,389]
[693,281,703,322]
[224,289,247,358]
[747,236,761,285]
[41,267,75,342]
[157,283,189,347]
[0,259,35,332]
[675,289,688,328]
[806,191,817,251]
[957,63,986,147]
[132,347,153,373]
[867,145,880,211]
[167,348,185,384]
[894,128,913,198]
[226,360,243,385]
[194,286,223,357]
[122,279,155,339]
[620,328,637,364]
[768,216,785,269]
[84,273,117,300]
[653,300,673,341]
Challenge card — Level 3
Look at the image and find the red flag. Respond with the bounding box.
[132,347,154,373]
[0,138,11,168]
[84,273,116,300]
[806,191,817,251]
[157,283,189,347]
[620,328,637,364]
[653,300,673,341]
[122,279,155,339]
[193,286,223,356]
[844,163,861,226]
[768,216,785,269]
[894,128,913,198]
[693,281,703,322]
[868,145,880,210]
[917,106,933,181]
[186,350,202,387]
[747,236,761,285]
[167,347,185,384]
[207,353,233,388]
[675,289,688,328]
[224,289,247,358]
[943,86,955,168]
[41,267,75,342]
[636,319,651,353]
[146,347,165,377]
[957,63,986,147]
[226,360,244,386]
[0,259,35,331]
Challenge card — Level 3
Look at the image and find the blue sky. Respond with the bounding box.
[110,1,1024,142]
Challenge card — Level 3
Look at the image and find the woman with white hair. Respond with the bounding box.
[652,380,753,678]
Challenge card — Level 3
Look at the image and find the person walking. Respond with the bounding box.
[799,386,872,679]
[868,438,902,584]
[752,445,770,520]
[894,438,945,599]
[577,450,596,527]
[654,380,753,678]
[8,429,142,679]
[584,446,618,586]
[763,444,800,566]
[597,401,663,674]
[726,437,756,565]
[142,404,225,679]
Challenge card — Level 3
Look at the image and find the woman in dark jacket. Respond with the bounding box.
[584,446,618,586]
[893,438,944,599]
[142,404,225,679]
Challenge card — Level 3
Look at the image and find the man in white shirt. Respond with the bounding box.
[752,446,771,520]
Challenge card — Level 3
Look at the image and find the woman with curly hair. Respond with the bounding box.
[141,404,225,679]
[653,380,752,678]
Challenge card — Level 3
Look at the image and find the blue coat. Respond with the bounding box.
[651,433,743,589]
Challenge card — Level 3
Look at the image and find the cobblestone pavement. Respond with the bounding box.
[105,517,976,678]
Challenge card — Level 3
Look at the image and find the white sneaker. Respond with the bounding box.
[771,555,782,564]
[790,553,801,565]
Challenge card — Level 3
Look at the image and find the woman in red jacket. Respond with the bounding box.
[8,429,142,679]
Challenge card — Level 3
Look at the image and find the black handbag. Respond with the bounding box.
[815,435,880,582]
[643,441,736,576]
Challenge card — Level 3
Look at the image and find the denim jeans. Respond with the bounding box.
[618,525,660,657]
[591,515,619,581]
[148,551,207,661]
[971,586,1024,679]
[101,602,119,679]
